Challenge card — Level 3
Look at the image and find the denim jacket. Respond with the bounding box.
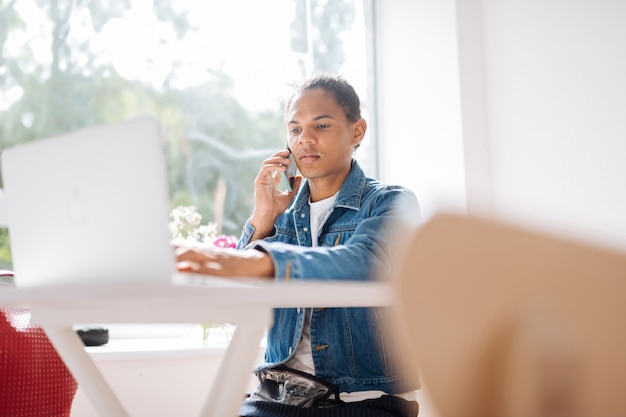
[237,160,421,394]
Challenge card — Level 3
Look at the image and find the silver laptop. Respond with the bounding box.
[1,115,175,288]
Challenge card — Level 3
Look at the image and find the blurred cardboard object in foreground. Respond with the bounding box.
[391,213,626,417]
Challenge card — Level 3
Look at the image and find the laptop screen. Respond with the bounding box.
[1,115,175,288]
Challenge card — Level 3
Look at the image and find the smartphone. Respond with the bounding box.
[281,146,298,192]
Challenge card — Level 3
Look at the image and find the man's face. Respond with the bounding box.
[286,88,364,185]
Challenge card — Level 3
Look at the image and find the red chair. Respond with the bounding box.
[0,308,78,417]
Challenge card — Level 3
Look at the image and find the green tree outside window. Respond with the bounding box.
[0,0,369,269]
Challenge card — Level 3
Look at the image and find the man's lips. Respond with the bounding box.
[298,154,320,164]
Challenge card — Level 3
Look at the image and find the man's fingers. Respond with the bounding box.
[176,260,201,272]
[176,259,225,276]
[175,246,214,262]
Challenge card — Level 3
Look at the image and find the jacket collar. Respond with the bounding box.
[292,160,366,211]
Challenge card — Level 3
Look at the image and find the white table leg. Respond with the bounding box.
[37,321,130,417]
[198,309,270,417]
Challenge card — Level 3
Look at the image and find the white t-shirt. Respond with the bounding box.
[285,193,337,374]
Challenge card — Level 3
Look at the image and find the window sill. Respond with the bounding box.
[85,338,234,361]
[86,337,267,362]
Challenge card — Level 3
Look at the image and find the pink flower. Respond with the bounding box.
[212,235,238,249]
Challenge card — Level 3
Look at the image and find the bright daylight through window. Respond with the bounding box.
[0,0,374,341]
[0,0,374,267]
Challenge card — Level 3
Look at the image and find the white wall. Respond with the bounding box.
[374,0,467,221]
[377,0,626,251]
[485,0,626,250]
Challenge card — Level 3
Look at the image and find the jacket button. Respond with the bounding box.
[301,213,305,218]
[297,307,301,314]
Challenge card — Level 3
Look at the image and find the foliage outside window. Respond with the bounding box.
[0,0,372,269]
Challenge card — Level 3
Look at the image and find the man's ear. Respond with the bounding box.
[352,118,367,148]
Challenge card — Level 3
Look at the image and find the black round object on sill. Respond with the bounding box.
[76,327,109,346]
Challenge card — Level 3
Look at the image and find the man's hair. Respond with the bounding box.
[286,73,362,123]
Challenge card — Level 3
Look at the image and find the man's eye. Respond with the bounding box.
[318,124,329,129]
[290,128,301,134]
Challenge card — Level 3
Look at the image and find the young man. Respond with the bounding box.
[176,74,420,416]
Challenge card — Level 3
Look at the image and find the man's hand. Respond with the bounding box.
[249,150,302,240]
[175,245,274,278]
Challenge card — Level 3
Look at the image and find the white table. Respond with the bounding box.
[0,277,395,417]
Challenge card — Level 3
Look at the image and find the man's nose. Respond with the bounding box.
[298,128,316,144]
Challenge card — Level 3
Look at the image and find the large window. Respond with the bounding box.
[0,0,375,268]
